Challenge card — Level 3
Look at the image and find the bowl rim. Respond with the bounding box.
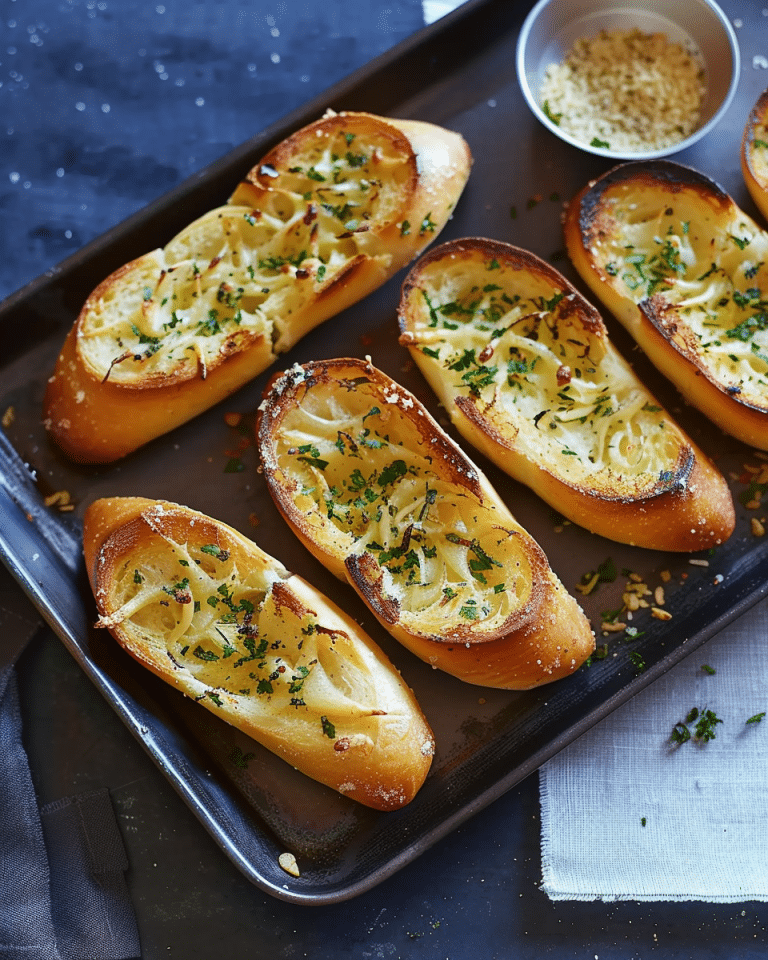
[515,0,742,161]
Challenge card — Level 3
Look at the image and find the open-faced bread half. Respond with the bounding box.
[564,160,768,451]
[398,237,734,552]
[256,357,594,690]
[742,88,768,222]
[45,110,472,463]
[82,496,434,810]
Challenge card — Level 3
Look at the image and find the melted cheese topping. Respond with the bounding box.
[270,372,535,638]
[78,119,413,386]
[100,523,384,726]
[592,186,768,407]
[403,248,686,494]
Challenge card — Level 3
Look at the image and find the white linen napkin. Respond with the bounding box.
[540,596,768,902]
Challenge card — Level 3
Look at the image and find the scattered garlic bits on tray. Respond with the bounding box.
[540,28,706,153]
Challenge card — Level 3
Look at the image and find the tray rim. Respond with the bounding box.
[2,0,767,904]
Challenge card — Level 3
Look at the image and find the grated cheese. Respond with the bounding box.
[540,28,706,153]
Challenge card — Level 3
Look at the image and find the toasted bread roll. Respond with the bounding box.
[83,496,434,810]
[256,358,594,690]
[45,111,472,463]
[564,160,768,451]
[742,88,768,222]
[398,238,734,551]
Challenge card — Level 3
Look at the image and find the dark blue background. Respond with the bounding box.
[4,1,768,957]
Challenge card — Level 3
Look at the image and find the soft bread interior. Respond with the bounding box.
[83,497,434,810]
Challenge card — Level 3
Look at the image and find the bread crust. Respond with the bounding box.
[742,88,768,223]
[256,357,595,690]
[564,160,768,452]
[83,496,435,810]
[45,111,471,463]
[398,237,734,551]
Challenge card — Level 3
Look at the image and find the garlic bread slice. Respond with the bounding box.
[742,87,768,223]
[45,111,471,463]
[256,358,594,690]
[83,496,434,810]
[398,238,734,551]
[565,160,768,451]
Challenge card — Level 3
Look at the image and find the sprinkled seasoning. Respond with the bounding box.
[540,28,705,153]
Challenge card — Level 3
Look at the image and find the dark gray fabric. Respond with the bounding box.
[0,662,140,959]
[0,665,59,960]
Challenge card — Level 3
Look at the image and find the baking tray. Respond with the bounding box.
[1,0,767,904]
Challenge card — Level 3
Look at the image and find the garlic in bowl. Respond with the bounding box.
[516,0,739,160]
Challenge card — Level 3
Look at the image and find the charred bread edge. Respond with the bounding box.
[742,88,768,222]
[566,159,768,451]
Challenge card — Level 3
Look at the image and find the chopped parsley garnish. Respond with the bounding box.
[193,645,220,662]
[378,459,407,487]
[201,544,230,562]
[321,716,336,739]
[130,324,161,355]
[671,706,723,745]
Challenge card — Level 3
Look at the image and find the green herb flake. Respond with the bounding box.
[201,544,230,562]
[321,716,336,739]
[693,708,723,742]
[193,646,220,662]
[629,650,646,672]
[230,746,256,769]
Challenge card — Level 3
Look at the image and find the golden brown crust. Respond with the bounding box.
[256,357,595,690]
[44,111,472,463]
[83,496,435,810]
[742,88,768,223]
[397,237,735,551]
[564,160,768,451]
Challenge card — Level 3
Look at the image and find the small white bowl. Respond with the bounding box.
[516,0,740,160]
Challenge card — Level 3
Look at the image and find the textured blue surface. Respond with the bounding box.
[5,0,768,957]
[0,0,424,297]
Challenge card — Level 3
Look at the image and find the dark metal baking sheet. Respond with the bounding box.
[1,0,767,904]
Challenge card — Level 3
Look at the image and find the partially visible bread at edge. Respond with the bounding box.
[82,496,435,811]
[742,88,768,222]
[45,111,472,463]
[564,160,768,451]
[398,237,735,552]
[256,357,595,690]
